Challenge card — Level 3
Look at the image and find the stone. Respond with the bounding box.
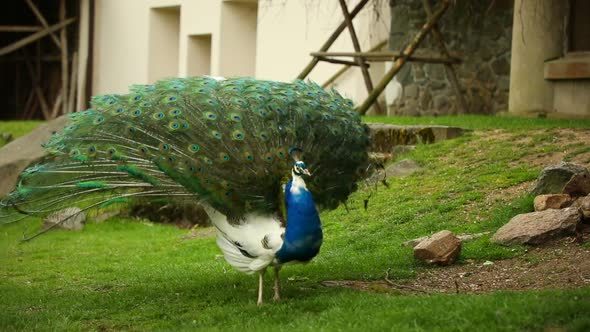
[44,207,86,231]
[0,116,70,197]
[403,84,419,98]
[563,172,590,197]
[571,195,590,220]
[402,231,490,248]
[420,90,432,109]
[433,95,449,111]
[367,124,467,153]
[491,56,510,76]
[413,230,461,265]
[531,162,590,196]
[476,65,495,82]
[533,194,572,211]
[427,64,445,80]
[490,207,582,245]
[383,159,421,179]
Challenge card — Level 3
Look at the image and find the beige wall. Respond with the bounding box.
[92,0,390,106]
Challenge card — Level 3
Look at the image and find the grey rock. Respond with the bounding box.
[491,56,510,76]
[0,116,70,197]
[404,84,419,98]
[383,159,421,179]
[433,95,449,110]
[563,172,590,197]
[491,207,582,245]
[44,207,86,231]
[531,162,590,196]
[571,195,590,220]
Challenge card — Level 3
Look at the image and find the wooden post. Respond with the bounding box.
[76,0,90,113]
[67,52,78,114]
[338,0,383,114]
[322,40,387,88]
[296,0,370,80]
[23,54,51,119]
[356,0,450,115]
[421,0,468,114]
[60,0,69,116]
[0,18,75,56]
[25,0,62,49]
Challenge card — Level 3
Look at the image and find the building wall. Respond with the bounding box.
[387,0,513,116]
[509,0,590,117]
[92,0,391,110]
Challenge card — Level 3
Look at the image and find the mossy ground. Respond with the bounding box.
[1,115,590,331]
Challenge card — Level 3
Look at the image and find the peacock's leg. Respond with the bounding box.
[273,266,281,301]
[257,269,265,306]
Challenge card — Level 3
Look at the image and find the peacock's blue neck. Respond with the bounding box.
[275,175,323,264]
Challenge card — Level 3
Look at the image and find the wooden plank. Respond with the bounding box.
[0,18,75,56]
[25,0,62,49]
[338,0,382,114]
[0,26,42,32]
[356,0,450,115]
[422,0,467,113]
[316,56,366,67]
[60,0,69,116]
[296,0,370,80]
[311,51,462,63]
[322,40,387,88]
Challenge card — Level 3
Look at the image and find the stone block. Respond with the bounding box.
[414,230,461,265]
[491,207,582,245]
[533,194,572,211]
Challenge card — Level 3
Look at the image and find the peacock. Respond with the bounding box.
[0,76,370,305]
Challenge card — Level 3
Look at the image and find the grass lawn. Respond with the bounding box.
[1,115,590,331]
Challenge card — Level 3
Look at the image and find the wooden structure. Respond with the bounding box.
[0,0,91,120]
[296,0,467,115]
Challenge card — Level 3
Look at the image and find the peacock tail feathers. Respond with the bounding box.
[1,76,370,226]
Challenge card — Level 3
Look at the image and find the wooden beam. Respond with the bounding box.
[296,0,370,80]
[322,40,387,88]
[422,0,468,114]
[311,51,462,64]
[25,0,62,49]
[76,0,91,113]
[60,0,69,116]
[0,26,42,32]
[0,18,75,56]
[316,56,367,67]
[23,52,51,119]
[356,0,450,115]
[338,0,383,114]
[67,52,78,114]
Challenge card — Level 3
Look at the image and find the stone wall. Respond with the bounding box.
[388,0,513,116]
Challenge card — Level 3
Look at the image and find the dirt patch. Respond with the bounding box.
[323,234,590,295]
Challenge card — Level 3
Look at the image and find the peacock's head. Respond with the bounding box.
[289,147,311,177]
[293,161,311,177]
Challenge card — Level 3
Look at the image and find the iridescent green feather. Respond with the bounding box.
[1,76,370,224]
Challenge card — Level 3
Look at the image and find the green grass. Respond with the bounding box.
[0,121,43,148]
[1,116,590,331]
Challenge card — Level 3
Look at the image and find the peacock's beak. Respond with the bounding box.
[302,169,311,176]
